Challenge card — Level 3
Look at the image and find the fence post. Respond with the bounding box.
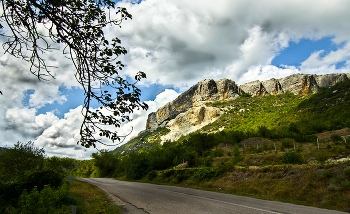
[71,205,77,214]
[293,139,296,152]
[342,136,347,144]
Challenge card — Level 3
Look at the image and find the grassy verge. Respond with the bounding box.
[117,162,350,213]
[70,179,122,214]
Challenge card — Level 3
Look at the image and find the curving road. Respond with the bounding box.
[77,178,347,214]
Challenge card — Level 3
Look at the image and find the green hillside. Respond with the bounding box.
[116,79,350,154]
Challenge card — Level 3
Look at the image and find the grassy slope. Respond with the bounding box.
[136,163,350,212]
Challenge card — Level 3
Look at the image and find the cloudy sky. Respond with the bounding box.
[1,0,350,159]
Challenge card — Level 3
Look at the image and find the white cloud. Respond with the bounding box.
[109,0,350,86]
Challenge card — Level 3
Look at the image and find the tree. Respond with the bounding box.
[0,0,148,148]
[0,141,45,182]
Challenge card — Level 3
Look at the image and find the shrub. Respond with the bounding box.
[330,134,342,143]
[0,141,45,182]
[320,169,334,178]
[203,157,213,167]
[327,183,341,191]
[343,168,350,178]
[21,169,65,191]
[0,168,65,211]
[342,180,350,190]
[146,170,158,181]
[213,148,224,157]
[194,163,227,181]
[315,152,327,165]
[232,147,243,165]
[5,185,74,214]
[282,151,304,164]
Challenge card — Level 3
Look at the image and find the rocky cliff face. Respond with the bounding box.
[146,78,241,130]
[143,73,349,142]
[161,107,223,142]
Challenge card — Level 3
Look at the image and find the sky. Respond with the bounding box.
[1,0,350,159]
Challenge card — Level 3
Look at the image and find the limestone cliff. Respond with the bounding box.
[145,78,241,131]
[161,107,223,142]
[142,73,349,142]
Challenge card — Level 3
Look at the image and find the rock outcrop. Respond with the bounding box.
[161,107,223,142]
[262,78,284,95]
[145,78,241,131]
[141,73,349,143]
[315,73,348,88]
[240,80,269,97]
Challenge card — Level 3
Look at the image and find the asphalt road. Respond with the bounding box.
[77,178,347,214]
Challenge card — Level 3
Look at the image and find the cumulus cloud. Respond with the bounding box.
[109,0,350,87]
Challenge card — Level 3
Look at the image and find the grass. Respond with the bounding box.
[70,179,122,214]
[135,163,350,213]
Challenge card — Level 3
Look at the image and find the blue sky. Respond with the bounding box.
[1,0,350,159]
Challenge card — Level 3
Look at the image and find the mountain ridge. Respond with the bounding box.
[142,73,349,142]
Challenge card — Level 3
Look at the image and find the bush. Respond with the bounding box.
[0,141,45,182]
[315,152,328,165]
[213,148,224,157]
[330,134,342,143]
[282,151,304,164]
[320,169,334,178]
[194,163,227,181]
[146,170,158,181]
[344,168,350,178]
[0,168,66,211]
[232,147,243,165]
[21,169,65,191]
[203,157,213,167]
[5,185,74,214]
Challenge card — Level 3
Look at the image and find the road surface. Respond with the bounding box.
[77,178,347,214]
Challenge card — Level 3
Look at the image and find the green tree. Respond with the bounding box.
[0,141,45,182]
[44,156,77,172]
[0,0,148,148]
[0,141,66,212]
[184,133,216,156]
[91,150,119,177]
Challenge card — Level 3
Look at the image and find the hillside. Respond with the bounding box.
[114,73,350,154]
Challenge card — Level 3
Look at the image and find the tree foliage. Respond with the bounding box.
[0,141,45,182]
[0,141,67,212]
[0,0,148,148]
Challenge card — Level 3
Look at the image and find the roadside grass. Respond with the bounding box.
[133,163,350,213]
[111,138,350,212]
[70,179,121,214]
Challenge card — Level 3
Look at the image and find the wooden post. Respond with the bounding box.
[274,142,277,152]
[342,136,347,144]
[293,139,296,152]
[317,138,320,151]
